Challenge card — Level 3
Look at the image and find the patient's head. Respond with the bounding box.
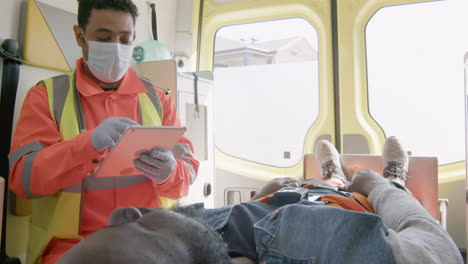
[58,206,230,264]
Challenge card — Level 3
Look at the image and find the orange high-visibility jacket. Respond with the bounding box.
[9,59,199,264]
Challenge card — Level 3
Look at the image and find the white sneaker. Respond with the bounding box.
[315,140,347,185]
[382,136,408,186]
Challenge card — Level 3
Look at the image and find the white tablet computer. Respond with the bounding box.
[95,126,187,177]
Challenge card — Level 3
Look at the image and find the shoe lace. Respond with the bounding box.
[321,160,340,180]
[383,161,408,182]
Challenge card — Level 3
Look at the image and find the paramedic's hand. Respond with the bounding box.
[134,148,176,184]
[91,117,138,152]
[347,170,391,197]
[251,177,299,200]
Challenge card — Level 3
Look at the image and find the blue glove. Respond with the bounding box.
[91,117,138,152]
[134,148,176,184]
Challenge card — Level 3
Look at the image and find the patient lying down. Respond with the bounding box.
[58,138,463,264]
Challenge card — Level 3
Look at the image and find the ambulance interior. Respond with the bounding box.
[0,0,467,263]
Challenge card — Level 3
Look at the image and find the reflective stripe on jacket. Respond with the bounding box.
[9,61,198,263]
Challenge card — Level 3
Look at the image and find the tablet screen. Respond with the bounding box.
[94,126,186,177]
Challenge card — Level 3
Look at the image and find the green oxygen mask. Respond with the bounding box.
[132,40,173,63]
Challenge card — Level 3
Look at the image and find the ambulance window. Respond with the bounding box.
[213,18,319,167]
[366,0,468,165]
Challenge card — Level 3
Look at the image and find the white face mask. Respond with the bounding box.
[82,29,134,83]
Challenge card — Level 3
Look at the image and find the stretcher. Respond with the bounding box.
[303,154,447,228]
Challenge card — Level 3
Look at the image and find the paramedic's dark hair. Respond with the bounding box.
[173,206,231,264]
[77,0,139,29]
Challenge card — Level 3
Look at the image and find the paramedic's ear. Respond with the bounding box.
[73,25,86,47]
[108,207,142,226]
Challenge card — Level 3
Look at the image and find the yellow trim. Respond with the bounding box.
[44,78,55,123]
[191,0,202,72]
[337,0,438,154]
[198,0,335,178]
[14,196,32,216]
[199,0,333,72]
[158,197,178,209]
[28,193,83,264]
[60,73,80,140]
[138,94,163,126]
[47,193,82,238]
[215,148,302,181]
[438,161,466,183]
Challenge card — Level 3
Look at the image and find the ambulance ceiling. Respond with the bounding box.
[20,0,80,72]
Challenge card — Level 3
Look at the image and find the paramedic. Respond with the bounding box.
[58,137,463,264]
[8,0,199,263]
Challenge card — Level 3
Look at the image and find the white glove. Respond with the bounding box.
[91,117,138,152]
[134,148,176,184]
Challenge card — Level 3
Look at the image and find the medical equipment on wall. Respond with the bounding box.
[132,3,172,63]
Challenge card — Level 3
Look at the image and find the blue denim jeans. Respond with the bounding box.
[253,201,395,264]
[194,201,395,263]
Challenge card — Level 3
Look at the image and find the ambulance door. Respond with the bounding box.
[196,0,335,207]
[465,51,468,262]
[337,0,467,254]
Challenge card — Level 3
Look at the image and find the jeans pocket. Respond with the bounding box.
[259,249,315,264]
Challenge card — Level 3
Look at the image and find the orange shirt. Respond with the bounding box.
[9,58,199,236]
